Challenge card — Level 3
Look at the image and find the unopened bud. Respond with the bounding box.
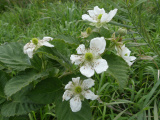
[118,28,127,36]
[86,27,92,34]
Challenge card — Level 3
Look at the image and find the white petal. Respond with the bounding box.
[65,81,73,89]
[125,56,136,66]
[90,37,106,54]
[130,56,136,61]
[70,96,82,112]
[26,48,34,58]
[76,44,86,54]
[88,10,95,18]
[23,43,29,54]
[72,77,80,84]
[82,14,97,23]
[42,37,53,41]
[105,8,118,22]
[121,47,131,57]
[63,90,73,101]
[40,41,54,47]
[70,55,84,65]
[84,90,98,100]
[94,6,105,15]
[101,13,109,23]
[94,59,108,74]
[82,78,95,89]
[80,63,94,77]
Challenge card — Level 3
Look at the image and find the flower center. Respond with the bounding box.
[75,86,82,94]
[32,38,39,45]
[124,53,128,56]
[85,52,93,61]
[98,14,102,19]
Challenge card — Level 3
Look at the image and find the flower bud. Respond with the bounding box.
[86,27,92,34]
[118,28,127,36]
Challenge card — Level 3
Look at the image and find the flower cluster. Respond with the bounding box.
[23,6,136,113]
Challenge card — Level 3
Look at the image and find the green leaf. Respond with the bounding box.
[55,34,80,45]
[0,42,31,71]
[1,85,43,117]
[113,109,128,120]
[0,71,8,104]
[109,21,134,28]
[30,54,43,71]
[37,40,72,70]
[154,100,158,120]
[28,77,63,104]
[4,70,49,97]
[103,52,129,88]
[106,0,128,13]
[131,0,147,9]
[55,96,92,120]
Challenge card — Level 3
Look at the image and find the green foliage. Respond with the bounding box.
[4,70,50,97]
[0,0,160,120]
[0,42,31,71]
[104,52,129,88]
[28,78,63,104]
[55,98,92,120]
[55,35,80,46]
[36,40,73,71]
[1,85,43,117]
[0,71,8,104]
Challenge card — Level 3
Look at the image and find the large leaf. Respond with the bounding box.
[1,85,43,117]
[28,77,63,104]
[0,71,8,104]
[55,34,80,46]
[103,52,129,88]
[4,69,50,97]
[37,40,72,70]
[0,115,29,120]
[0,42,31,71]
[55,96,92,120]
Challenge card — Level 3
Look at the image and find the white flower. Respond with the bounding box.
[63,77,98,112]
[23,37,54,58]
[82,6,118,28]
[115,45,136,66]
[70,37,108,77]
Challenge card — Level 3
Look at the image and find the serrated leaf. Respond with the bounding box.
[37,40,72,70]
[0,42,31,71]
[55,34,80,45]
[0,71,8,104]
[55,96,92,120]
[4,70,49,97]
[1,85,43,117]
[103,52,129,88]
[28,77,63,104]
[30,54,43,71]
